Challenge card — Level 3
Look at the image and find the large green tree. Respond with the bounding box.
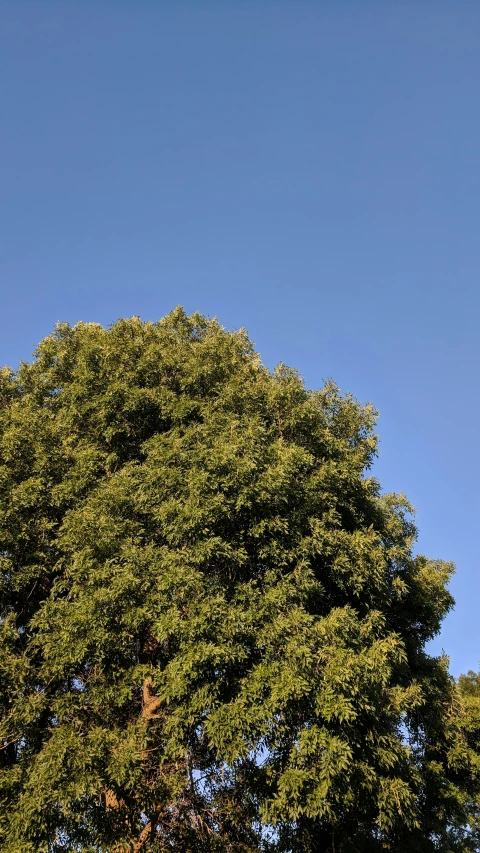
[0,309,476,851]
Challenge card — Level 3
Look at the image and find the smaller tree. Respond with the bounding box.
[441,672,480,852]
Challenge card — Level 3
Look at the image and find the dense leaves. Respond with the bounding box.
[0,309,477,851]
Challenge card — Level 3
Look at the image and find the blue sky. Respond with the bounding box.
[1,1,479,675]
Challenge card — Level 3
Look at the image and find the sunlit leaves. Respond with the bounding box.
[0,309,470,852]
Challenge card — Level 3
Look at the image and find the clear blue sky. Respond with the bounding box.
[1,1,479,675]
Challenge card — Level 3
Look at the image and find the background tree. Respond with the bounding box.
[437,672,480,853]
[0,309,476,851]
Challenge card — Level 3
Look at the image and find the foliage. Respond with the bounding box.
[0,308,476,851]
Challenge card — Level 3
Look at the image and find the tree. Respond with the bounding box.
[0,308,475,851]
[438,671,480,853]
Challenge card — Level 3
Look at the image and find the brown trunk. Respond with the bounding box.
[141,675,162,720]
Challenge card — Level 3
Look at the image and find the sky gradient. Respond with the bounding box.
[1,1,479,675]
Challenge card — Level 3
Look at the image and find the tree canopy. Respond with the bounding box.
[0,309,478,852]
